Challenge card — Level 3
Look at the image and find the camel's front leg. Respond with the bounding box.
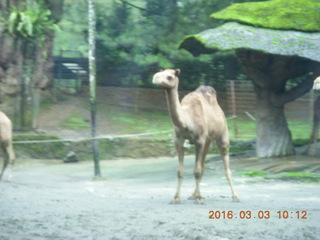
[189,140,206,204]
[172,138,184,204]
[307,111,320,156]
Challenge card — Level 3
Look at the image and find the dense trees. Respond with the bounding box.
[56,0,257,90]
[0,0,63,129]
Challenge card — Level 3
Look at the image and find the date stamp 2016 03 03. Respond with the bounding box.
[209,210,308,220]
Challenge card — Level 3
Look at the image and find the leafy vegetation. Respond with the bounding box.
[7,4,57,41]
[54,0,270,90]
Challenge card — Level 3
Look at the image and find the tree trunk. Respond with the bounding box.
[237,49,320,158]
[88,0,101,178]
[255,87,295,157]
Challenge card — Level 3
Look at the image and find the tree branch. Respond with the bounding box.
[275,61,320,106]
[275,77,313,106]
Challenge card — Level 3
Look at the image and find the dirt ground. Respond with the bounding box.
[1,155,319,240]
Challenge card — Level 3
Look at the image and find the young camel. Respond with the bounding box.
[153,69,239,204]
[307,76,320,155]
[0,111,15,181]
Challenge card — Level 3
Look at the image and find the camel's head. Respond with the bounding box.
[152,69,181,89]
[313,76,320,90]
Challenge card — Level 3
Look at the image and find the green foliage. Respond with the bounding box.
[53,0,88,56]
[7,3,57,41]
[211,0,320,32]
[55,0,257,90]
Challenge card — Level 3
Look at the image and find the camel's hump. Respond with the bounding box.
[196,86,216,96]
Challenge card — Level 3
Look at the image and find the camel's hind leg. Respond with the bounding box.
[6,141,15,181]
[172,137,184,204]
[0,141,15,181]
[0,142,9,180]
[216,137,239,201]
[307,107,320,155]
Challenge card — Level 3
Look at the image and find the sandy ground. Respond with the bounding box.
[0,156,320,240]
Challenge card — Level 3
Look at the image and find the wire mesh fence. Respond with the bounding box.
[225,80,315,141]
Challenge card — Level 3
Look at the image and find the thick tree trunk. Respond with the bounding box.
[255,87,295,157]
[237,49,320,158]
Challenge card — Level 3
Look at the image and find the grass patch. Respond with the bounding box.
[282,172,320,183]
[60,113,89,130]
[241,170,268,178]
[227,117,312,142]
[98,104,173,136]
[288,120,312,140]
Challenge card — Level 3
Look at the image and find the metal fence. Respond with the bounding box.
[225,80,315,140]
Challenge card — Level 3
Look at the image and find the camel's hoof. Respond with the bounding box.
[194,197,205,205]
[188,195,196,200]
[232,195,240,202]
[170,198,181,204]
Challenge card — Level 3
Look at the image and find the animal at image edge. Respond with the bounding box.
[308,76,320,155]
[152,69,239,204]
[0,111,15,181]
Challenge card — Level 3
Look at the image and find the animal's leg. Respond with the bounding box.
[189,140,210,201]
[172,138,184,204]
[189,140,205,204]
[6,141,15,181]
[216,137,239,202]
[308,111,320,156]
[0,144,9,180]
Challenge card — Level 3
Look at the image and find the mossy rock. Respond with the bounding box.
[211,0,320,32]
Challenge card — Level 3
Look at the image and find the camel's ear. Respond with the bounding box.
[175,69,181,76]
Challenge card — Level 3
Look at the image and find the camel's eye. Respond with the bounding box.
[167,76,173,81]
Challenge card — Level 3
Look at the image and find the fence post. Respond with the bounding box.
[229,80,238,139]
[88,0,101,178]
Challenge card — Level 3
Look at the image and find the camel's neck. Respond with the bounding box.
[165,87,186,128]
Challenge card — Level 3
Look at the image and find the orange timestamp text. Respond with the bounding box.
[209,210,308,220]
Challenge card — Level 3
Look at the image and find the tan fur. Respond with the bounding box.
[307,77,320,155]
[0,111,15,181]
[152,69,239,204]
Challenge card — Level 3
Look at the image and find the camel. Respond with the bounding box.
[307,77,320,155]
[152,69,239,204]
[0,111,15,181]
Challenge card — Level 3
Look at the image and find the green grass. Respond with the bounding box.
[227,117,312,141]
[241,170,268,178]
[240,171,320,183]
[282,173,320,183]
[98,104,173,137]
[60,113,90,130]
